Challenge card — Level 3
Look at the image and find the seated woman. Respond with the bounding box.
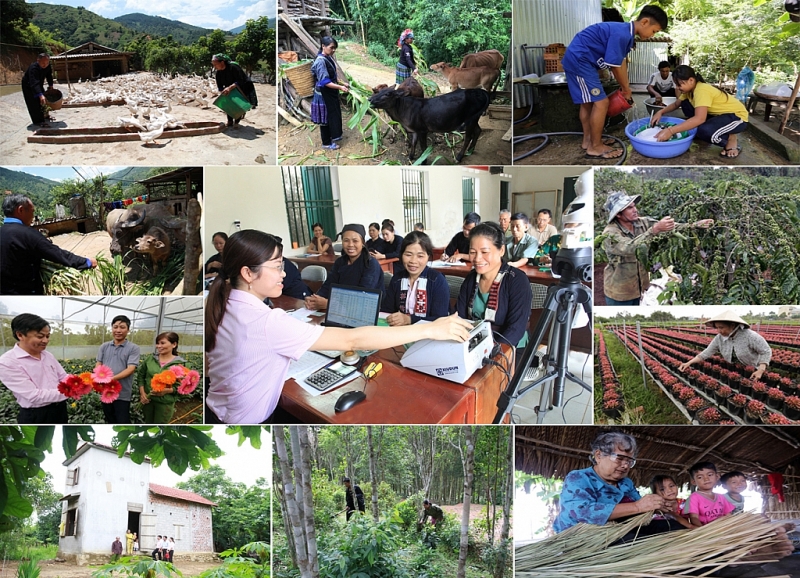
[442,212,481,263]
[554,431,670,537]
[204,232,228,280]
[456,222,532,364]
[306,222,335,256]
[366,222,385,253]
[382,231,450,325]
[678,311,772,381]
[370,220,404,273]
[0,313,69,423]
[305,224,385,311]
[506,212,539,268]
[205,229,472,423]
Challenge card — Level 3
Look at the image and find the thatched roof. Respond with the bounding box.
[515,426,800,488]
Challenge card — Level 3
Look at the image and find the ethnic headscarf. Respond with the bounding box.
[397,29,414,47]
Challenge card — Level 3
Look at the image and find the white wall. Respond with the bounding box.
[59,446,150,554]
[204,166,290,255]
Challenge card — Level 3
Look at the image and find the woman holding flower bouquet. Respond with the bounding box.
[137,332,185,424]
[0,313,68,423]
[205,230,473,424]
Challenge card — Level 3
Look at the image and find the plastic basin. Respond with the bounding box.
[625,116,696,159]
[213,86,251,119]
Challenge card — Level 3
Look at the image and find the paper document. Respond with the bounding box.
[286,351,330,381]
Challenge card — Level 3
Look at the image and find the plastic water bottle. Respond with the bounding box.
[736,66,755,104]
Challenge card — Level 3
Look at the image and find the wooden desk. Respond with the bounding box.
[273,296,511,424]
[289,254,398,274]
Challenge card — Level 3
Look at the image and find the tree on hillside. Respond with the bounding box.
[233,17,273,77]
[0,0,34,44]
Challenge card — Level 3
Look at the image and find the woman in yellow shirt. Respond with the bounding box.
[652,65,748,159]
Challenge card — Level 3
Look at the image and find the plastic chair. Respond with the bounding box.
[383,271,393,290]
[445,275,464,301]
[333,242,343,252]
[300,265,327,283]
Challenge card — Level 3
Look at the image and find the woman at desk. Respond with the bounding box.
[366,222,385,253]
[370,220,404,273]
[382,232,450,325]
[307,223,335,256]
[442,212,481,263]
[204,232,228,279]
[204,229,472,423]
[457,222,532,368]
[305,224,385,311]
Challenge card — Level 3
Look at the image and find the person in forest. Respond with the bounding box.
[396,29,418,86]
[96,315,140,424]
[212,53,257,127]
[112,536,123,562]
[1,194,97,295]
[137,332,185,424]
[310,36,350,150]
[601,191,713,306]
[343,477,365,521]
[421,499,444,526]
[21,53,54,127]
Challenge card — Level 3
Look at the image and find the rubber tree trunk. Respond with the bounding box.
[367,425,379,522]
[457,426,475,578]
[274,426,314,578]
[290,427,306,526]
[182,197,201,295]
[494,428,513,578]
[298,427,319,575]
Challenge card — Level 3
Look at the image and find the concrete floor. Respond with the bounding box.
[510,347,594,425]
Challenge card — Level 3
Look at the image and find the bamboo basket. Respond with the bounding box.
[283,61,315,98]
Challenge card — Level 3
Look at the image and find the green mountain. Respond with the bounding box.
[29,2,140,50]
[229,18,276,35]
[0,167,58,210]
[105,167,159,189]
[114,13,213,45]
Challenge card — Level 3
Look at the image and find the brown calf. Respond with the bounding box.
[430,62,499,92]
[459,49,504,70]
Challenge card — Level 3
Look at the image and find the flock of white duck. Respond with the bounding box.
[63,72,221,145]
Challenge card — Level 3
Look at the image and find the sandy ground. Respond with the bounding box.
[278,47,512,166]
[0,558,222,578]
[514,94,789,166]
[0,82,276,165]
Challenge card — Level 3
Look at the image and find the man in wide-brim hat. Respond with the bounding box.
[678,310,772,381]
[600,190,713,306]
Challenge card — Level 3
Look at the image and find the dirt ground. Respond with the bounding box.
[0,81,276,166]
[514,95,790,166]
[0,558,221,578]
[278,45,512,165]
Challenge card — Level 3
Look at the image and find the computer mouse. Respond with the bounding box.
[334,390,366,412]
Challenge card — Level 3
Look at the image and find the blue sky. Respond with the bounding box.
[2,166,126,182]
[31,0,275,31]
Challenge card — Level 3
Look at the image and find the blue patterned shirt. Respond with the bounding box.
[553,466,641,533]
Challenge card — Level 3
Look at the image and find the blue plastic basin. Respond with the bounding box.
[625,116,697,159]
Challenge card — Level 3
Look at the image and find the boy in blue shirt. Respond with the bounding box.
[562,5,668,159]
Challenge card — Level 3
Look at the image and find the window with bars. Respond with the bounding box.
[500,181,510,211]
[401,169,427,232]
[462,177,477,217]
[281,167,339,248]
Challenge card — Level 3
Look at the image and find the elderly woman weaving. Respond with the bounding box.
[678,311,771,381]
[554,432,673,537]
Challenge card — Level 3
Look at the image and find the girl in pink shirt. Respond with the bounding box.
[204,230,474,424]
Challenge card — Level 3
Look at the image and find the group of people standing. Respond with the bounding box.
[0,313,187,424]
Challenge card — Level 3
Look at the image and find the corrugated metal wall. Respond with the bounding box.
[629,41,670,84]
[514,0,602,107]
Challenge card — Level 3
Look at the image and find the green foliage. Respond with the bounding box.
[29,2,140,50]
[114,426,221,475]
[0,0,34,45]
[595,168,800,305]
[176,465,270,551]
[318,516,406,578]
[92,557,182,578]
[200,541,269,578]
[391,491,425,531]
[366,43,394,67]
[233,17,275,79]
[113,14,213,45]
[0,168,58,219]
[331,0,510,68]
[15,557,41,578]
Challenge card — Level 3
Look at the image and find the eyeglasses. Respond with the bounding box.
[603,452,636,467]
[260,261,285,272]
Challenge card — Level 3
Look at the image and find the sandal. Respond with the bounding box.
[720,145,741,158]
[323,143,340,150]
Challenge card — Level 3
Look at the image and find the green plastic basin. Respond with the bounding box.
[213,86,252,119]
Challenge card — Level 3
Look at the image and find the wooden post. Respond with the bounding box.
[182,198,202,295]
[779,73,800,135]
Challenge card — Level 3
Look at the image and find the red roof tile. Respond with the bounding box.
[149,483,217,506]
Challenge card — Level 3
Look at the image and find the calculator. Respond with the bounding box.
[305,360,359,391]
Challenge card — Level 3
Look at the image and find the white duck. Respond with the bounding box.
[117,116,145,131]
[139,121,165,146]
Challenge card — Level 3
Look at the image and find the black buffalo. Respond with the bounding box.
[368,88,490,163]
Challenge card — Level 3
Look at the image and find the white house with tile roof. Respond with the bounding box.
[56,442,216,565]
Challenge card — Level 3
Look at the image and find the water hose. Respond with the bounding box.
[513,132,628,165]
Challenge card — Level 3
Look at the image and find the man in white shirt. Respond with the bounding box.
[647,61,676,100]
[152,535,163,560]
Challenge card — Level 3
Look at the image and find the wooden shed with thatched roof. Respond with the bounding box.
[514,426,800,577]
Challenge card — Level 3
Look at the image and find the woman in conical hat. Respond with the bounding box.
[678,310,771,381]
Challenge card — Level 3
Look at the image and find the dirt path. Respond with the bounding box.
[0,559,222,578]
[278,44,512,165]
[0,82,276,166]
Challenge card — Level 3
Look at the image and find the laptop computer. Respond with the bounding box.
[317,284,382,358]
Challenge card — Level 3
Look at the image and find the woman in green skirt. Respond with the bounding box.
[137,332,185,424]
